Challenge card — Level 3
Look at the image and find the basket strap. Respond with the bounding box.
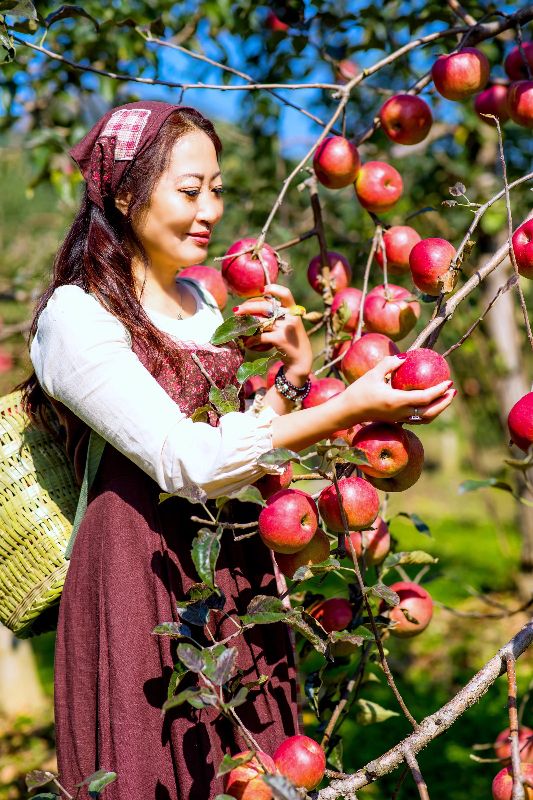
[64,430,106,560]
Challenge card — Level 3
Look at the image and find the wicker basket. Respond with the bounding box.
[0,390,78,638]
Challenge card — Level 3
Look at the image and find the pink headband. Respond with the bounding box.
[69,100,193,209]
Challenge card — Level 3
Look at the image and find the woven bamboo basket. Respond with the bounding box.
[0,390,78,638]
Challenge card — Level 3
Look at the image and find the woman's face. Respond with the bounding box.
[131,129,224,273]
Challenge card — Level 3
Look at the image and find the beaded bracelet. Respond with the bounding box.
[274,365,312,403]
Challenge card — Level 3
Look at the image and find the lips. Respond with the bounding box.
[188,232,210,244]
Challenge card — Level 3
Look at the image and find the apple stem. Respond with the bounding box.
[354,225,381,341]
[52,778,74,800]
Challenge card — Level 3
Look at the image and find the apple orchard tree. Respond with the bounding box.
[3,1,533,799]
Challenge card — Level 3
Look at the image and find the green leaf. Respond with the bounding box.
[381,551,438,577]
[354,698,399,725]
[257,448,301,468]
[24,795,57,800]
[291,557,340,582]
[396,512,431,536]
[459,478,516,496]
[0,0,36,19]
[215,484,266,509]
[214,795,237,800]
[368,583,400,606]
[190,404,211,422]
[167,662,189,701]
[192,527,223,589]
[186,583,226,607]
[337,447,370,466]
[286,610,330,655]
[176,643,207,673]
[209,384,240,415]
[45,5,99,29]
[329,629,371,648]
[0,23,14,62]
[210,314,261,345]
[217,751,255,778]
[162,687,203,713]
[205,647,238,686]
[304,670,323,717]
[88,772,117,796]
[236,357,273,383]
[240,595,287,625]
[331,300,352,334]
[224,685,249,709]
[25,772,55,791]
[152,622,193,639]
[263,773,301,800]
[327,738,343,771]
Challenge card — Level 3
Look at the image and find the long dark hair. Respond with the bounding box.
[18,107,222,429]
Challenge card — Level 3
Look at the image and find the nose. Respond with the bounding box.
[197,188,223,227]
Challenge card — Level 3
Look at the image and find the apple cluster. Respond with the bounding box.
[224,734,326,798]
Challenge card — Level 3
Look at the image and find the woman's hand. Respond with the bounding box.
[338,354,455,427]
[233,283,313,382]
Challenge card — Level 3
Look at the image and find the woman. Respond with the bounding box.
[23,100,454,799]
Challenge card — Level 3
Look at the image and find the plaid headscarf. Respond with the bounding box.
[69,100,193,209]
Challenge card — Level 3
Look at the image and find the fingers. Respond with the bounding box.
[407,388,456,423]
[396,380,454,407]
[372,354,408,378]
[234,300,274,317]
[264,284,296,308]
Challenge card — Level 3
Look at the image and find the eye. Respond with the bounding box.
[212,187,225,197]
[181,189,200,198]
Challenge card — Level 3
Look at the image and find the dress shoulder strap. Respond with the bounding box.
[177,276,220,316]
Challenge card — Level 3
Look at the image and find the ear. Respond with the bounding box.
[115,192,131,215]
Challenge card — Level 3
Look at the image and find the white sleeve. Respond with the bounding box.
[30,286,279,502]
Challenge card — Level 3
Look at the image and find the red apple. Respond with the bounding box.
[222,238,279,298]
[379,94,433,145]
[409,237,457,296]
[318,476,379,532]
[341,333,400,383]
[431,47,490,100]
[495,726,533,764]
[313,136,361,189]
[301,377,345,409]
[273,735,326,791]
[266,359,285,388]
[474,85,510,126]
[366,430,424,492]
[507,80,533,128]
[265,11,289,32]
[242,374,267,398]
[348,517,391,566]
[363,284,420,342]
[391,348,450,390]
[179,265,228,310]
[225,750,276,800]
[508,392,533,453]
[255,462,293,500]
[330,287,363,332]
[379,581,433,638]
[330,422,362,444]
[351,422,409,478]
[335,59,359,83]
[332,338,351,362]
[505,42,533,81]
[275,527,330,578]
[258,488,318,554]
[307,251,352,295]
[492,764,533,800]
[355,161,403,214]
[307,597,353,632]
[376,225,422,276]
[512,218,533,279]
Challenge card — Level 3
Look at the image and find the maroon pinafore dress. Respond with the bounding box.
[52,334,299,800]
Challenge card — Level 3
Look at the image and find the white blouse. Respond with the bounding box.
[30,281,279,503]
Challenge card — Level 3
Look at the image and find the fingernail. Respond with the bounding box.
[232,306,239,312]
[452,389,458,397]
[446,380,454,388]
[397,353,408,360]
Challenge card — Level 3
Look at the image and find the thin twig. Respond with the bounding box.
[355,226,381,340]
[190,515,257,530]
[506,654,526,800]
[403,747,431,800]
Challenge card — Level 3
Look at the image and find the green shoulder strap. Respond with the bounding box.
[64,430,106,560]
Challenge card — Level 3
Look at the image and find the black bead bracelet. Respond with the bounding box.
[274,365,311,403]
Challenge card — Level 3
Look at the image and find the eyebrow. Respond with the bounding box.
[177,171,222,180]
